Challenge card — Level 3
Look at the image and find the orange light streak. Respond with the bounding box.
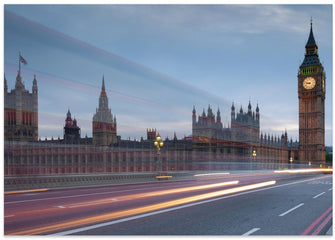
[7,180,276,235]
[274,168,333,174]
[5,188,49,195]
[65,180,239,208]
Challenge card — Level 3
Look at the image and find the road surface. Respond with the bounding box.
[4,170,332,235]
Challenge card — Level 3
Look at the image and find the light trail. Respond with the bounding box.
[274,168,332,174]
[5,181,239,217]
[64,181,239,209]
[5,188,49,195]
[7,180,276,235]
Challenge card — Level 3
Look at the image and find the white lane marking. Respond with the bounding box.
[4,215,15,218]
[328,188,332,191]
[279,203,304,217]
[5,185,169,205]
[242,228,260,236]
[49,176,332,236]
[57,206,65,208]
[313,192,326,199]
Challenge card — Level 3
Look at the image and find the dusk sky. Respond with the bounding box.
[3,4,333,145]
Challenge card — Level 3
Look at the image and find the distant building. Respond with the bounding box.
[92,76,118,146]
[4,21,328,176]
[64,109,81,144]
[192,102,260,147]
[4,71,38,142]
[192,103,290,163]
[147,128,157,141]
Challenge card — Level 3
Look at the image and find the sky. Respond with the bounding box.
[3,3,333,146]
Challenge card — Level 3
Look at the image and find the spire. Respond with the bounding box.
[65,109,72,127]
[300,19,321,68]
[248,101,252,115]
[67,109,71,118]
[102,74,105,91]
[207,104,212,118]
[306,17,317,48]
[100,75,107,97]
[4,74,8,92]
[32,74,38,94]
[15,70,24,89]
[231,102,235,111]
[216,107,221,123]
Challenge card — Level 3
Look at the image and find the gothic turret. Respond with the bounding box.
[64,109,81,144]
[248,101,252,116]
[93,75,118,146]
[256,103,260,121]
[231,102,235,121]
[216,107,221,123]
[32,74,38,94]
[15,71,24,90]
[4,74,8,93]
[192,105,196,125]
[65,109,72,127]
[4,55,38,142]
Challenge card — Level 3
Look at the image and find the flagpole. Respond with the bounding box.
[19,51,21,75]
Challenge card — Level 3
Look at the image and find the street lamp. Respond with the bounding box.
[154,134,164,174]
[290,157,293,169]
[252,150,257,161]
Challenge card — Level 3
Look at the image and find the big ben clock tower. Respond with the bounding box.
[298,20,326,165]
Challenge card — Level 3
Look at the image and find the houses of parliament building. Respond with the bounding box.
[4,22,326,176]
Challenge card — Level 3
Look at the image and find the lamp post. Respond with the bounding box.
[252,150,257,161]
[154,134,164,175]
[290,156,293,169]
[251,149,256,170]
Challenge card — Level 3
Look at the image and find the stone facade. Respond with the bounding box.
[4,72,38,142]
[192,103,291,164]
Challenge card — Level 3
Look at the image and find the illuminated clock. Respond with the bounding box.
[303,77,316,90]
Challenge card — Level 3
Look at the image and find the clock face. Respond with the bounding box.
[303,77,316,90]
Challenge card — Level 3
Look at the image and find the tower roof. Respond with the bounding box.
[300,19,322,68]
[67,109,71,118]
[100,75,107,97]
[4,74,8,91]
[306,20,317,48]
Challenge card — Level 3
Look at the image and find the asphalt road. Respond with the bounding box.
[4,170,332,235]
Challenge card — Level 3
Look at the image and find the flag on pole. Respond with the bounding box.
[19,55,28,65]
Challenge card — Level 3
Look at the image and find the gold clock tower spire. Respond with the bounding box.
[298,20,326,165]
